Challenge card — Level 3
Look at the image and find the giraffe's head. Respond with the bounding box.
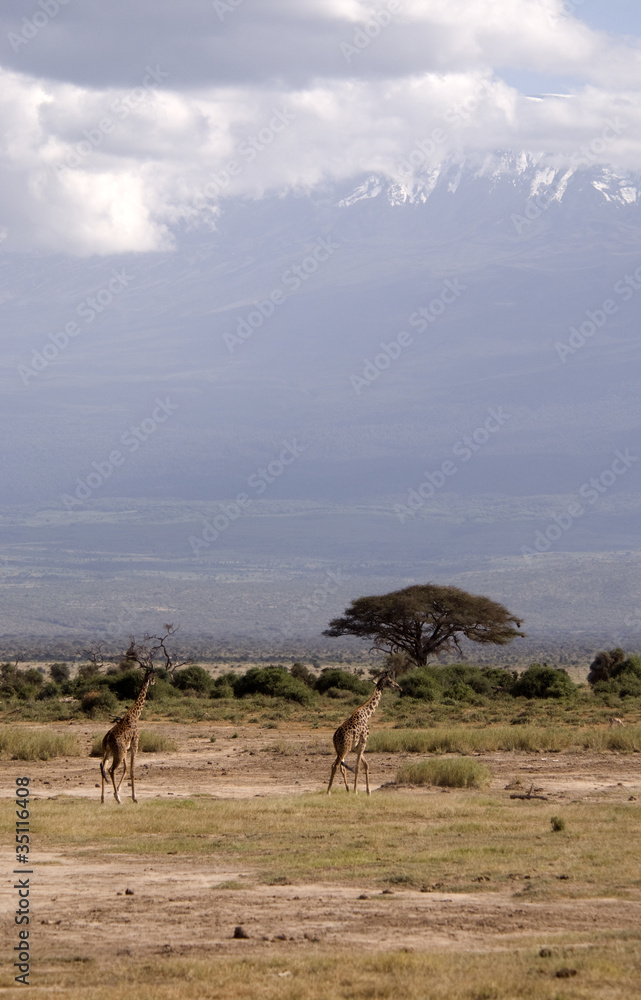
[375,671,402,693]
[138,667,156,692]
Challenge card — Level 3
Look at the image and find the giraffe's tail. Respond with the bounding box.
[340,760,355,773]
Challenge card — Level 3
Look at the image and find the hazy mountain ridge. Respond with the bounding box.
[1,159,640,640]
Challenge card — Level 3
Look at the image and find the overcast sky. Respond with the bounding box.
[1,0,640,255]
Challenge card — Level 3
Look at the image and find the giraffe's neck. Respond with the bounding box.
[125,673,153,724]
[361,686,382,721]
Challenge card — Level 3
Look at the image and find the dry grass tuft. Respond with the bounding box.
[368,724,641,755]
[396,758,492,788]
[89,730,178,757]
[0,727,81,760]
[137,731,179,753]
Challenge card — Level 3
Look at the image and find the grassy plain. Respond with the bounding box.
[3,943,641,1000]
[3,790,640,896]
[2,786,641,998]
[2,715,641,1000]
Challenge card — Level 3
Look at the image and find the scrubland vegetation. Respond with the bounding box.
[2,650,639,734]
[1,648,639,765]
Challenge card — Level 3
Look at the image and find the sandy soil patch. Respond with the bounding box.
[2,721,640,801]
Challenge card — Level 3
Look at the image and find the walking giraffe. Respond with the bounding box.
[327,671,401,795]
[100,667,155,804]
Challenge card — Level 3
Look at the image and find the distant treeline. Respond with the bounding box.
[0,633,637,668]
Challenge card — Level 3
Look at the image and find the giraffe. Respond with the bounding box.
[327,671,401,796]
[100,667,155,804]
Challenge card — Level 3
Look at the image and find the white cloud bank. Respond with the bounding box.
[0,0,640,254]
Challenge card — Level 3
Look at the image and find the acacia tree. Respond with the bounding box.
[82,624,190,678]
[323,584,524,666]
[120,625,189,677]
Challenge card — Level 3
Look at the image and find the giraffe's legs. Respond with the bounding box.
[352,741,372,795]
[110,750,126,804]
[327,756,342,794]
[100,755,108,804]
[362,754,370,796]
[328,753,352,794]
[353,740,365,795]
[115,757,127,793]
[130,732,139,803]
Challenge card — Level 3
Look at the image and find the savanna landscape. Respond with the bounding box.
[3,4,641,998]
[2,623,641,1000]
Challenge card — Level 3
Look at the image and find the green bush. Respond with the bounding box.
[80,688,119,717]
[592,653,641,699]
[612,653,641,680]
[233,666,315,705]
[210,673,236,699]
[399,670,440,701]
[0,664,45,699]
[23,668,44,687]
[399,664,517,702]
[512,664,576,699]
[172,665,212,694]
[77,662,101,681]
[290,662,317,688]
[70,672,111,699]
[17,685,41,702]
[438,665,482,694]
[37,682,60,700]
[314,668,370,696]
[146,676,181,701]
[0,663,20,696]
[105,669,145,701]
[49,662,70,683]
[0,667,44,700]
[443,682,477,702]
[588,649,641,686]
[323,687,359,701]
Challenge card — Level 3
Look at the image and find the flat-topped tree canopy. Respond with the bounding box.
[323,583,525,667]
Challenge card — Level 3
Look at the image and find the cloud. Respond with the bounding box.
[0,0,640,254]
[2,0,640,88]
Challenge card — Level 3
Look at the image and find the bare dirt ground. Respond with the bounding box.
[3,722,641,962]
[3,721,640,801]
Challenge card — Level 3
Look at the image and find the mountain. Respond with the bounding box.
[1,155,640,646]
